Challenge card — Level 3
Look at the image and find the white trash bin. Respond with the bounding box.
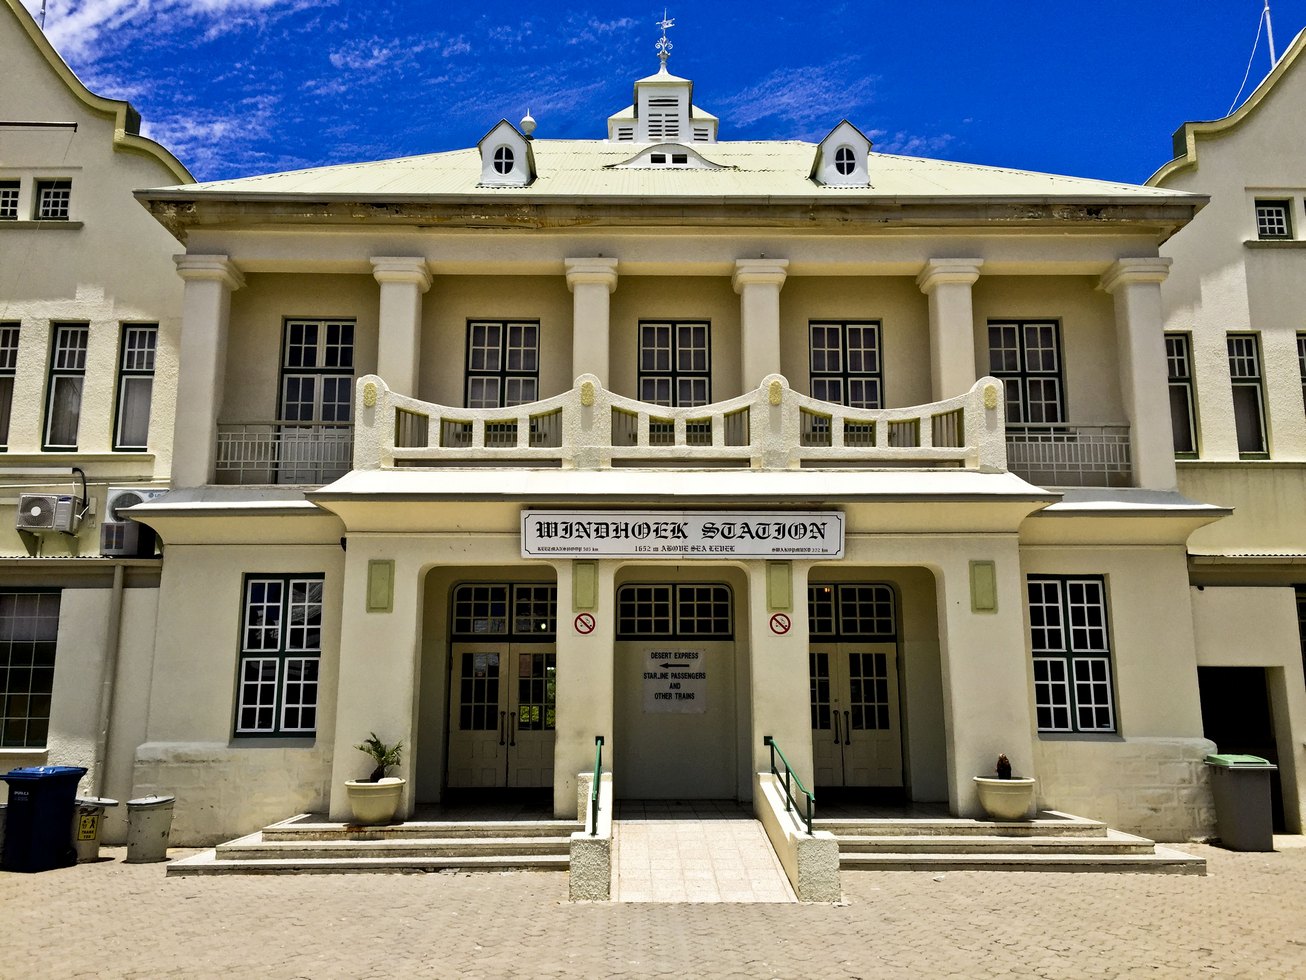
[73,797,118,862]
[125,795,175,863]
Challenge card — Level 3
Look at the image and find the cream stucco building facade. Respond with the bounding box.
[5,0,1303,851]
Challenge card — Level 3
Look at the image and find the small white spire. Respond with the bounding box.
[655,9,675,68]
[1264,0,1278,66]
[520,109,536,139]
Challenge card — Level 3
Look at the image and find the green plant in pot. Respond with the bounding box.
[973,752,1036,821]
[344,732,406,825]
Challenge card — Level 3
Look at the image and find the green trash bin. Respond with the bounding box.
[1205,754,1277,852]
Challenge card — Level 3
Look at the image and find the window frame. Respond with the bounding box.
[833,146,856,176]
[34,178,71,221]
[1165,332,1198,457]
[113,323,158,451]
[1254,199,1293,240]
[0,588,61,749]
[637,320,712,408]
[807,583,897,640]
[616,583,733,639]
[450,582,557,640]
[1297,333,1306,416]
[492,145,514,175]
[1027,575,1117,734]
[463,320,541,409]
[43,322,88,451]
[808,320,884,409]
[234,574,325,738]
[278,318,355,425]
[0,180,18,221]
[987,319,1065,425]
[1227,332,1269,457]
[0,323,17,451]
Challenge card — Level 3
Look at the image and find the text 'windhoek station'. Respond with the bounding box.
[2,0,1305,889]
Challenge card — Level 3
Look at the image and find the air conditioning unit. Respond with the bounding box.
[16,494,83,534]
[99,486,168,557]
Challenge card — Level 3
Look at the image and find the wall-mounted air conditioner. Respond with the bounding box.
[100,486,168,557]
[16,493,83,535]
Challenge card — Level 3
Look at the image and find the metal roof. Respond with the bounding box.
[143,139,1191,203]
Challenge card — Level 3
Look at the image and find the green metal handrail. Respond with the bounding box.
[590,735,604,836]
[763,735,815,835]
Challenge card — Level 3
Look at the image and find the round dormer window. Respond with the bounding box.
[834,146,856,176]
[493,146,515,175]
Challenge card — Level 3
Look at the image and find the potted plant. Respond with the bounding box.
[344,732,406,825]
[973,753,1037,821]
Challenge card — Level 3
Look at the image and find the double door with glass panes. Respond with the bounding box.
[809,584,903,788]
[447,643,556,789]
[445,583,557,790]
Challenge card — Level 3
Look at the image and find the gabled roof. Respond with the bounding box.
[142,138,1193,203]
[1149,27,1306,185]
[2,0,191,183]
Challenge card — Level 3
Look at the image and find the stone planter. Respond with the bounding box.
[344,777,406,825]
[973,776,1036,821]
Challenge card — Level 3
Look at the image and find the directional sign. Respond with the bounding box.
[642,649,707,713]
[574,613,596,635]
[769,613,792,635]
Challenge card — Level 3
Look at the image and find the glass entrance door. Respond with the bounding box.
[810,644,902,787]
[447,642,556,789]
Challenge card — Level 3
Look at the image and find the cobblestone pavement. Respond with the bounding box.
[3,842,1306,978]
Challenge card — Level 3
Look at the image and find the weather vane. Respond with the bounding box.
[656,10,674,66]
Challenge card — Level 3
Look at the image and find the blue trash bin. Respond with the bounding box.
[1,766,88,873]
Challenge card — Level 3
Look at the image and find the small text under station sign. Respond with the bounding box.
[642,649,707,713]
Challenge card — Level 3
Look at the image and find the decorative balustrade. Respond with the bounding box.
[1005,425,1133,488]
[353,374,1010,473]
[214,421,354,485]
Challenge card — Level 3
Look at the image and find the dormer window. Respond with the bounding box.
[493,146,515,175]
[834,147,855,176]
[477,120,535,187]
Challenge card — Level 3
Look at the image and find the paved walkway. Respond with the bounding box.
[612,800,795,903]
[3,840,1306,977]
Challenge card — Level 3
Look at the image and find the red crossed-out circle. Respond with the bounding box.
[574,613,596,634]
[769,613,792,635]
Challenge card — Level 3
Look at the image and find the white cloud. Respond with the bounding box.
[717,58,879,130]
[868,129,956,157]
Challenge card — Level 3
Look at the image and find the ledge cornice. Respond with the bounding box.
[370,256,432,291]
[916,258,983,293]
[1098,257,1172,293]
[564,257,619,292]
[174,254,245,290]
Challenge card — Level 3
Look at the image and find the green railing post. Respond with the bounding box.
[762,735,815,835]
[590,735,604,837]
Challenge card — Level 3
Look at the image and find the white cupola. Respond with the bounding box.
[477,119,535,187]
[607,15,718,144]
[811,120,873,188]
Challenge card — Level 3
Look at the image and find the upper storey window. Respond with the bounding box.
[810,321,883,409]
[811,121,872,188]
[493,146,514,175]
[988,321,1064,425]
[639,321,710,407]
[0,181,18,221]
[834,147,856,176]
[1254,200,1293,239]
[477,121,534,187]
[465,320,539,408]
[35,179,71,220]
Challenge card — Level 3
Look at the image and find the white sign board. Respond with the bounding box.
[521,510,844,559]
[642,649,707,713]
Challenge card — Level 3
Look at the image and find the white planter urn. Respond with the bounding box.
[973,776,1036,821]
[344,776,406,825]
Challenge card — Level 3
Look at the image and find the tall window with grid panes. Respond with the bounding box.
[235,575,323,736]
[464,321,539,408]
[278,319,354,483]
[1166,333,1198,455]
[44,323,87,450]
[988,321,1064,424]
[1227,333,1268,455]
[1027,576,1116,733]
[114,324,156,451]
[0,324,16,450]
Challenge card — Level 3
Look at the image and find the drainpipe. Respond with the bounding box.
[92,563,125,798]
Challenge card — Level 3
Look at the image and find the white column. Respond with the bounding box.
[917,258,983,401]
[1099,258,1176,491]
[749,561,812,789]
[565,258,618,386]
[733,258,789,388]
[371,257,432,397]
[553,559,616,818]
[172,255,244,488]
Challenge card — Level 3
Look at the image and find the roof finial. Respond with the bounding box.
[655,9,674,68]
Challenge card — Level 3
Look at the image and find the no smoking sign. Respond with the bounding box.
[769,613,791,635]
[574,613,596,634]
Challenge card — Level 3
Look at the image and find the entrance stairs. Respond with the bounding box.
[816,810,1206,874]
[167,812,581,876]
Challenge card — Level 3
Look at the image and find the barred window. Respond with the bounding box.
[1028,576,1115,733]
[235,575,323,736]
[809,321,883,409]
[452,583,556,639]
[617,584,731,637]
[0,591,60,747]
[808,583,896,639]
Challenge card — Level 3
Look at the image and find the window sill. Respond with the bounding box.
[1245,239,1306,249]
[0,220,83,230]
[1037,732,1124,743]
[0,746,50,757]
[229,736,318,748]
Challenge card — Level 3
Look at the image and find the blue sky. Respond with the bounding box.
[20,0,1306,185]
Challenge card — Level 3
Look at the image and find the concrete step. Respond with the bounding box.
[261,817,582,842]
[835,829,1155,855]
[839,844,1205,874]
[168,850,570,877]
[217,834,574,861]
[814,811,1107,839]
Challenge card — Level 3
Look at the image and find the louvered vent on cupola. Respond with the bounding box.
[615,125,635,141]
[692,125,711,142]
[646,96,681,140]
